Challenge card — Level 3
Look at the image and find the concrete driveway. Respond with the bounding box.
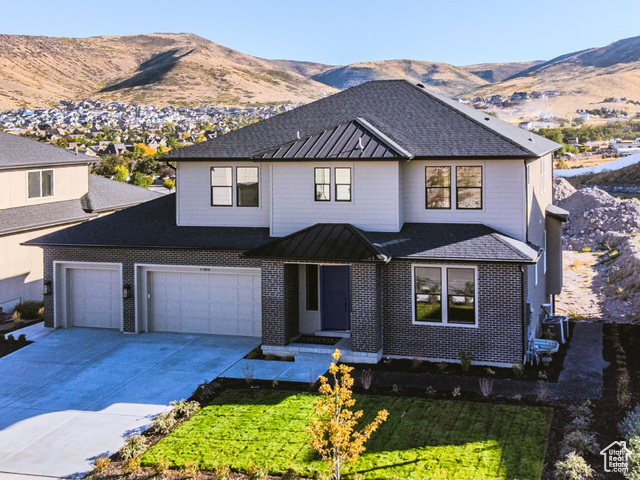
[0,328,260,479]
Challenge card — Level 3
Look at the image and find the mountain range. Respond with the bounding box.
[1,32,640,120]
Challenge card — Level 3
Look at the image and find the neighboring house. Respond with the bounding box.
[28,80,566,366]
[0,131,161,313]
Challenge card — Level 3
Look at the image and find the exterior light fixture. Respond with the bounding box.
[43,280,53,296]
[122,284,132,299]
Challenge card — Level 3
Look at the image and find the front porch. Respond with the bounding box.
[262,333,382,364]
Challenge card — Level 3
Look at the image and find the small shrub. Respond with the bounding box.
[93,455,111,473]
[554,452,593,480]
[619,404,640,440]
[212,464,231,480]
[579,246,592,253]
[392,383,399,394]
[17,334,27,345]
[360,369,373,390]
[536,381,549,402]
[6,334,15,342]
[272,379,279,388]
[121,435,147,460]
[282,467,300,480]
[452,386,461,397]
[425,386,436,397]
[560,430,600,457]
[458,351,473,372]
[151,410,177,434]
[155,457,170,474]
[626,436,640,479]
[484,367,495,377]
[479,377,493,397]
[512,394,522,401]
[247,464,268,480]
[12,311,24,326]
[411,357,423,369]
[182,460,199,478]
[123,455,141,474]
[512,363,524,379]
[437,361,448,372]
[568,400,593,420]
[12,300,44,320]
[170,399,201,419]
[565,415,591,434]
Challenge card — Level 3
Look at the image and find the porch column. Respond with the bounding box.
[261,260,299,346]
[350,263,382,353]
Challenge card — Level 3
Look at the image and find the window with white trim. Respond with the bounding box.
[335,167,351,202]
[28,169,54,199]
[413,265,477,326]
[211,167,232,206]
[211,166,260,207]
[237,167,259,207]
[314,167,331,201]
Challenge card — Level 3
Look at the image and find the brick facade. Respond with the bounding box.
[42,246,259,332]
[382,260,523,365]
[43,246,523,364]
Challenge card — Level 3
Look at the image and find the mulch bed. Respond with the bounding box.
[0,318,42,335]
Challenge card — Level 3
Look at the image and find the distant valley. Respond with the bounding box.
[1,32,640,122]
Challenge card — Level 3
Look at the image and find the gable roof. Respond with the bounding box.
[169,80,560,161]
[254,118,412,160]
[0,131,93,170]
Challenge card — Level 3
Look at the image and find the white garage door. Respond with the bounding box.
[67,267,121,329]
[147,269,261,336]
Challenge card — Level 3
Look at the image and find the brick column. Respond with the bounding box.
[261,261,299,346]
[350,263,382,353]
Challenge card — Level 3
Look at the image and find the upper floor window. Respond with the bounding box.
[28,170,54,199]
[413,265,477,326]
[425,166,451,209]
[456,166,482,209]
[211,167,232,206]
[211,166,260,207]
[237,167,259,207]
[315,168,331,201]
[335,167,351,202]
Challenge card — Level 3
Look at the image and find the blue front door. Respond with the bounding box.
[320,265,350,331]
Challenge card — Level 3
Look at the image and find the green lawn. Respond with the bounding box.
[142,390,552,479]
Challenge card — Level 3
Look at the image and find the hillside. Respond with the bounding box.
[459,61,543,83]
[0,33,337,108]
[567,161,640,189]
[309,59,489,96]
[471,35,640,118]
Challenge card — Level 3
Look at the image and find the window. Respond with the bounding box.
[335,167,351,202]
[425,167,451,209]
[306,264,319,310]
[414,266,476,326]
[540,157,547,194]
[27,170,53,199]
[237,167,259,207]
[315,167,331,201]
[456,166,482,209]
[211,167,232,206]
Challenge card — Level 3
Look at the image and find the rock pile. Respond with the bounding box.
[553,176,576,204]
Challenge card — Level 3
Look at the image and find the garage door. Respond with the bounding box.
[67,267,121,329]
[147,269,261,336]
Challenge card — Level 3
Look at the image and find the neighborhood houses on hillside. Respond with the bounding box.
[28,80,566,366]
[0,132,161,314]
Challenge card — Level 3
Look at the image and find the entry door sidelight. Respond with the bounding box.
[320,265,350,331]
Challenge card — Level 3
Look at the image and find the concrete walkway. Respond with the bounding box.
[0,328,261,479]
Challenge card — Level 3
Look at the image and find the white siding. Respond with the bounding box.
[401,159,526,241]
[176,161,270,227]
[271,161,400,237]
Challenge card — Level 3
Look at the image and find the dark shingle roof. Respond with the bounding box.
[81,175,163,213]
[25,194,272,250]
[254,118,411,160]
[244,224,388,262]
[0,131,93,170]
[0,200,96,236]
[169,80,560,161]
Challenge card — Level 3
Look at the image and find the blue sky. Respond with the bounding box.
[2,0,639,66]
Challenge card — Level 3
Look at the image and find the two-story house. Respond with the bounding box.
[28,81,566,366]
[0,131,161,313]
